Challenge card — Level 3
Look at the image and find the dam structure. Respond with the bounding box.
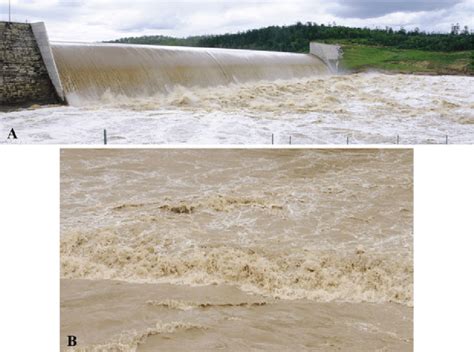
[0,21,64,107]
[1,22,341,107]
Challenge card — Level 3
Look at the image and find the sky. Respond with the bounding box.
[1,0,473,42]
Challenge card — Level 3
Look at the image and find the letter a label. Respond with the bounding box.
[7,128,17,139]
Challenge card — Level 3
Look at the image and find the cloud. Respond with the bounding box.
[327,0,464,19]
[0,0,472,41]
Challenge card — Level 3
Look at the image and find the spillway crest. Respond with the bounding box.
[51,43,329,103]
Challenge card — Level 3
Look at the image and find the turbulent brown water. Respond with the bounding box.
[51,43,329,104]
[60,149,413,351]
[2,73,472,144]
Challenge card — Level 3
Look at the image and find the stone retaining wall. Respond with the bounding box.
[0,21,60,106]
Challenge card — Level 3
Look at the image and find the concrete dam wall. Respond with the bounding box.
[1,22,341,107]
[0,21,63,107]
[309,42,342,73]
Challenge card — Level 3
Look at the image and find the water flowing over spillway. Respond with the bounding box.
[50,43,329,104]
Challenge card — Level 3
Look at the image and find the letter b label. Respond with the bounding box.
[67,335,77,346]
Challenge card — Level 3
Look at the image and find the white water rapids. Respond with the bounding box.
[1,72,472,144]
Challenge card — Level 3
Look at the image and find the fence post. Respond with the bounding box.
[346,135,349,145]
[289,136,292,145]
[271,133,274,145]
[397,135,400,145]
[104,129,107,145]
[445,135,448,145]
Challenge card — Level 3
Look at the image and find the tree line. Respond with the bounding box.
[109,22,474,52]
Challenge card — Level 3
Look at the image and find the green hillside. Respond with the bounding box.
[108,22,474,75]
[338,44,473,75]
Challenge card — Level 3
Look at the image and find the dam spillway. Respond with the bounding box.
[1,21,338,107]
[50,43,330,104]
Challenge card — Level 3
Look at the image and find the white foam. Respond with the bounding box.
[1,73,472,144]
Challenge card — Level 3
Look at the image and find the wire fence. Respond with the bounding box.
[0,125,469,144]
[96,129,459,145]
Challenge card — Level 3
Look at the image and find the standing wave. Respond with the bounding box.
[61,230,413,306]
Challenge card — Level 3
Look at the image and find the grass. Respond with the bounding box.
[333,43,473,75]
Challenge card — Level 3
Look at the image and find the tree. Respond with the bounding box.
[108,22,474,53]
[451,23,460,35]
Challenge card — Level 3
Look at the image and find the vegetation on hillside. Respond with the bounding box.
[108,22,474,74]
[109,34,202,47]
[109,22,473,52]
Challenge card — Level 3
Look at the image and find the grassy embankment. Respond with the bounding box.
[334,42,474,75]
